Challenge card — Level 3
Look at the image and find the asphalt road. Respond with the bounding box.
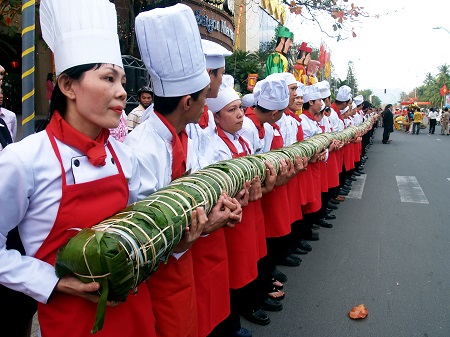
[247,125,450,337]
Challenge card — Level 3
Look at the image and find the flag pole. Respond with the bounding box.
[21,0,36,138]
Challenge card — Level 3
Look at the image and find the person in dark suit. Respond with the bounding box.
[382,104,394,144]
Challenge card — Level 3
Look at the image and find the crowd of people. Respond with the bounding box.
[0,1,381,337]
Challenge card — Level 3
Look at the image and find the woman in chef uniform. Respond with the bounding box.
[0,0,158,336]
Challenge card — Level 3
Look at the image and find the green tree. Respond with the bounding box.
[225,50,265,94]
[346,61,358,97]
[359,89,373,101]
[371,95,382,108]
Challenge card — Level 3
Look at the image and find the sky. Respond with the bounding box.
[285,0,450,101]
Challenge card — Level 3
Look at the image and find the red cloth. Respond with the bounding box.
[198,106,209,129]
[191,229,230,337]
[301,162,322,214]
[47,111,110,167]
[36,129,156,337]
[327,150,340,188]
[154,111,189,180]
[245,108,265,139]
[270,123,284,149]
[286,109,304,141]
[216,125,251,158]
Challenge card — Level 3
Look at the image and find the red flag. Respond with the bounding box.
[318,42,325,69]
[440,84,448,96]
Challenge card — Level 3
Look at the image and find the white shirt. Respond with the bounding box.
[240,116,271,155]
[124,110,199,201]
[329,107,344,132]
[0,107,17,145]
[214,129,250,163]
[0,131,140,303]
[428,111,437,119]
[276,112,297,147]
[185,109,216,169]
[319,114,332,132]
[300,112,322,139]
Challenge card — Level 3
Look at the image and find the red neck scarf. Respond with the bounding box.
[302,109,318,124]
[216,125,251,158]
[270,123,284,150]
[286,107,301,123]
[47,111,110,167]
[245,107,265,139]
[285,108,304,141]
[154,111,189,180]
[331,102,346,127]
[198,105,209,129]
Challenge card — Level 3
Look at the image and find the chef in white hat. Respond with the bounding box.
[0,0,158,336]
[300,85,324,139]
[185,39,232,169]
[126,5,242,337]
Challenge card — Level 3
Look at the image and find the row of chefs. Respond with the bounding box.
[0,1,379,337]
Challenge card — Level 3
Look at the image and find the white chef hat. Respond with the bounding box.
[354,95,364,106]
[40,0,123,76]
[303,85,322,102]
[340,106,349,114]
[352,102,357,109]
[135,4,210,97]
[320,100,326,112]
[296,82,305,97]
[241,94,255,108]
[336,85,352,101]
[206,74,240,113]
[254,73,289,111]
[283,72,297,86]
[316,81,331,98]
[201,39,232,70]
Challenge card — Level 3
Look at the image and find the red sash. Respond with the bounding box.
[198,106,209,129]
[245,108,265,139]
[216,125,251,158]
[270,123,284,149]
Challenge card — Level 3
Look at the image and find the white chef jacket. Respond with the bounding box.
[319,114,332,132]
[329,107,344,132]
[0,131,140,303]
[124,110,200,201]
[214,129,250,163]
[301,112,328,160]
[186,108,216,169]
[0,107,17,144]
[240,116,272,155]
[276,112,297,147]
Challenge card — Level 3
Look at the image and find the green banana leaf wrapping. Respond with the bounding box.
[54,118,373,333]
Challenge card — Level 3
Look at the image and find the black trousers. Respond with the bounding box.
[429,119,436,134]
[382,128,390,143]
[0,227,38,337]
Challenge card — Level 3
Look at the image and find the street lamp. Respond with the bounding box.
[433,26,450,34]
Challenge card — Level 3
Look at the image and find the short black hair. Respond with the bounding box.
[303,100,317,110]
[153,88,203,115]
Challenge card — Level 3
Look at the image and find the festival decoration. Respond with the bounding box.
[293,42,311,85]
[265,26,294,76]
[54,119,374,333]
[247,73,258,91]
[307,60,320,85]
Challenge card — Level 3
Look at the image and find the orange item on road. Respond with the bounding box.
[349,304,368,319]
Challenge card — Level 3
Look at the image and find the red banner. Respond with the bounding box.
[440,84,448,96]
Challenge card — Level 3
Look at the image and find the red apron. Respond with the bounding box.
[287,175,303,222]
[35,129,156,337]
[253,199,267,259]
[191,229,230,337]
[216,127,260,289]
[327,150,340,188]
[262,125,291,238]
[319,160,328,193]
[343,144,355,171]
[301,162,322,214]
[224,203,259,289]
[148,112,198,337]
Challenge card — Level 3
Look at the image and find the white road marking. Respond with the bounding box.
[396,176,429,204]
[447,178,450,183]
[346,174,367,199]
